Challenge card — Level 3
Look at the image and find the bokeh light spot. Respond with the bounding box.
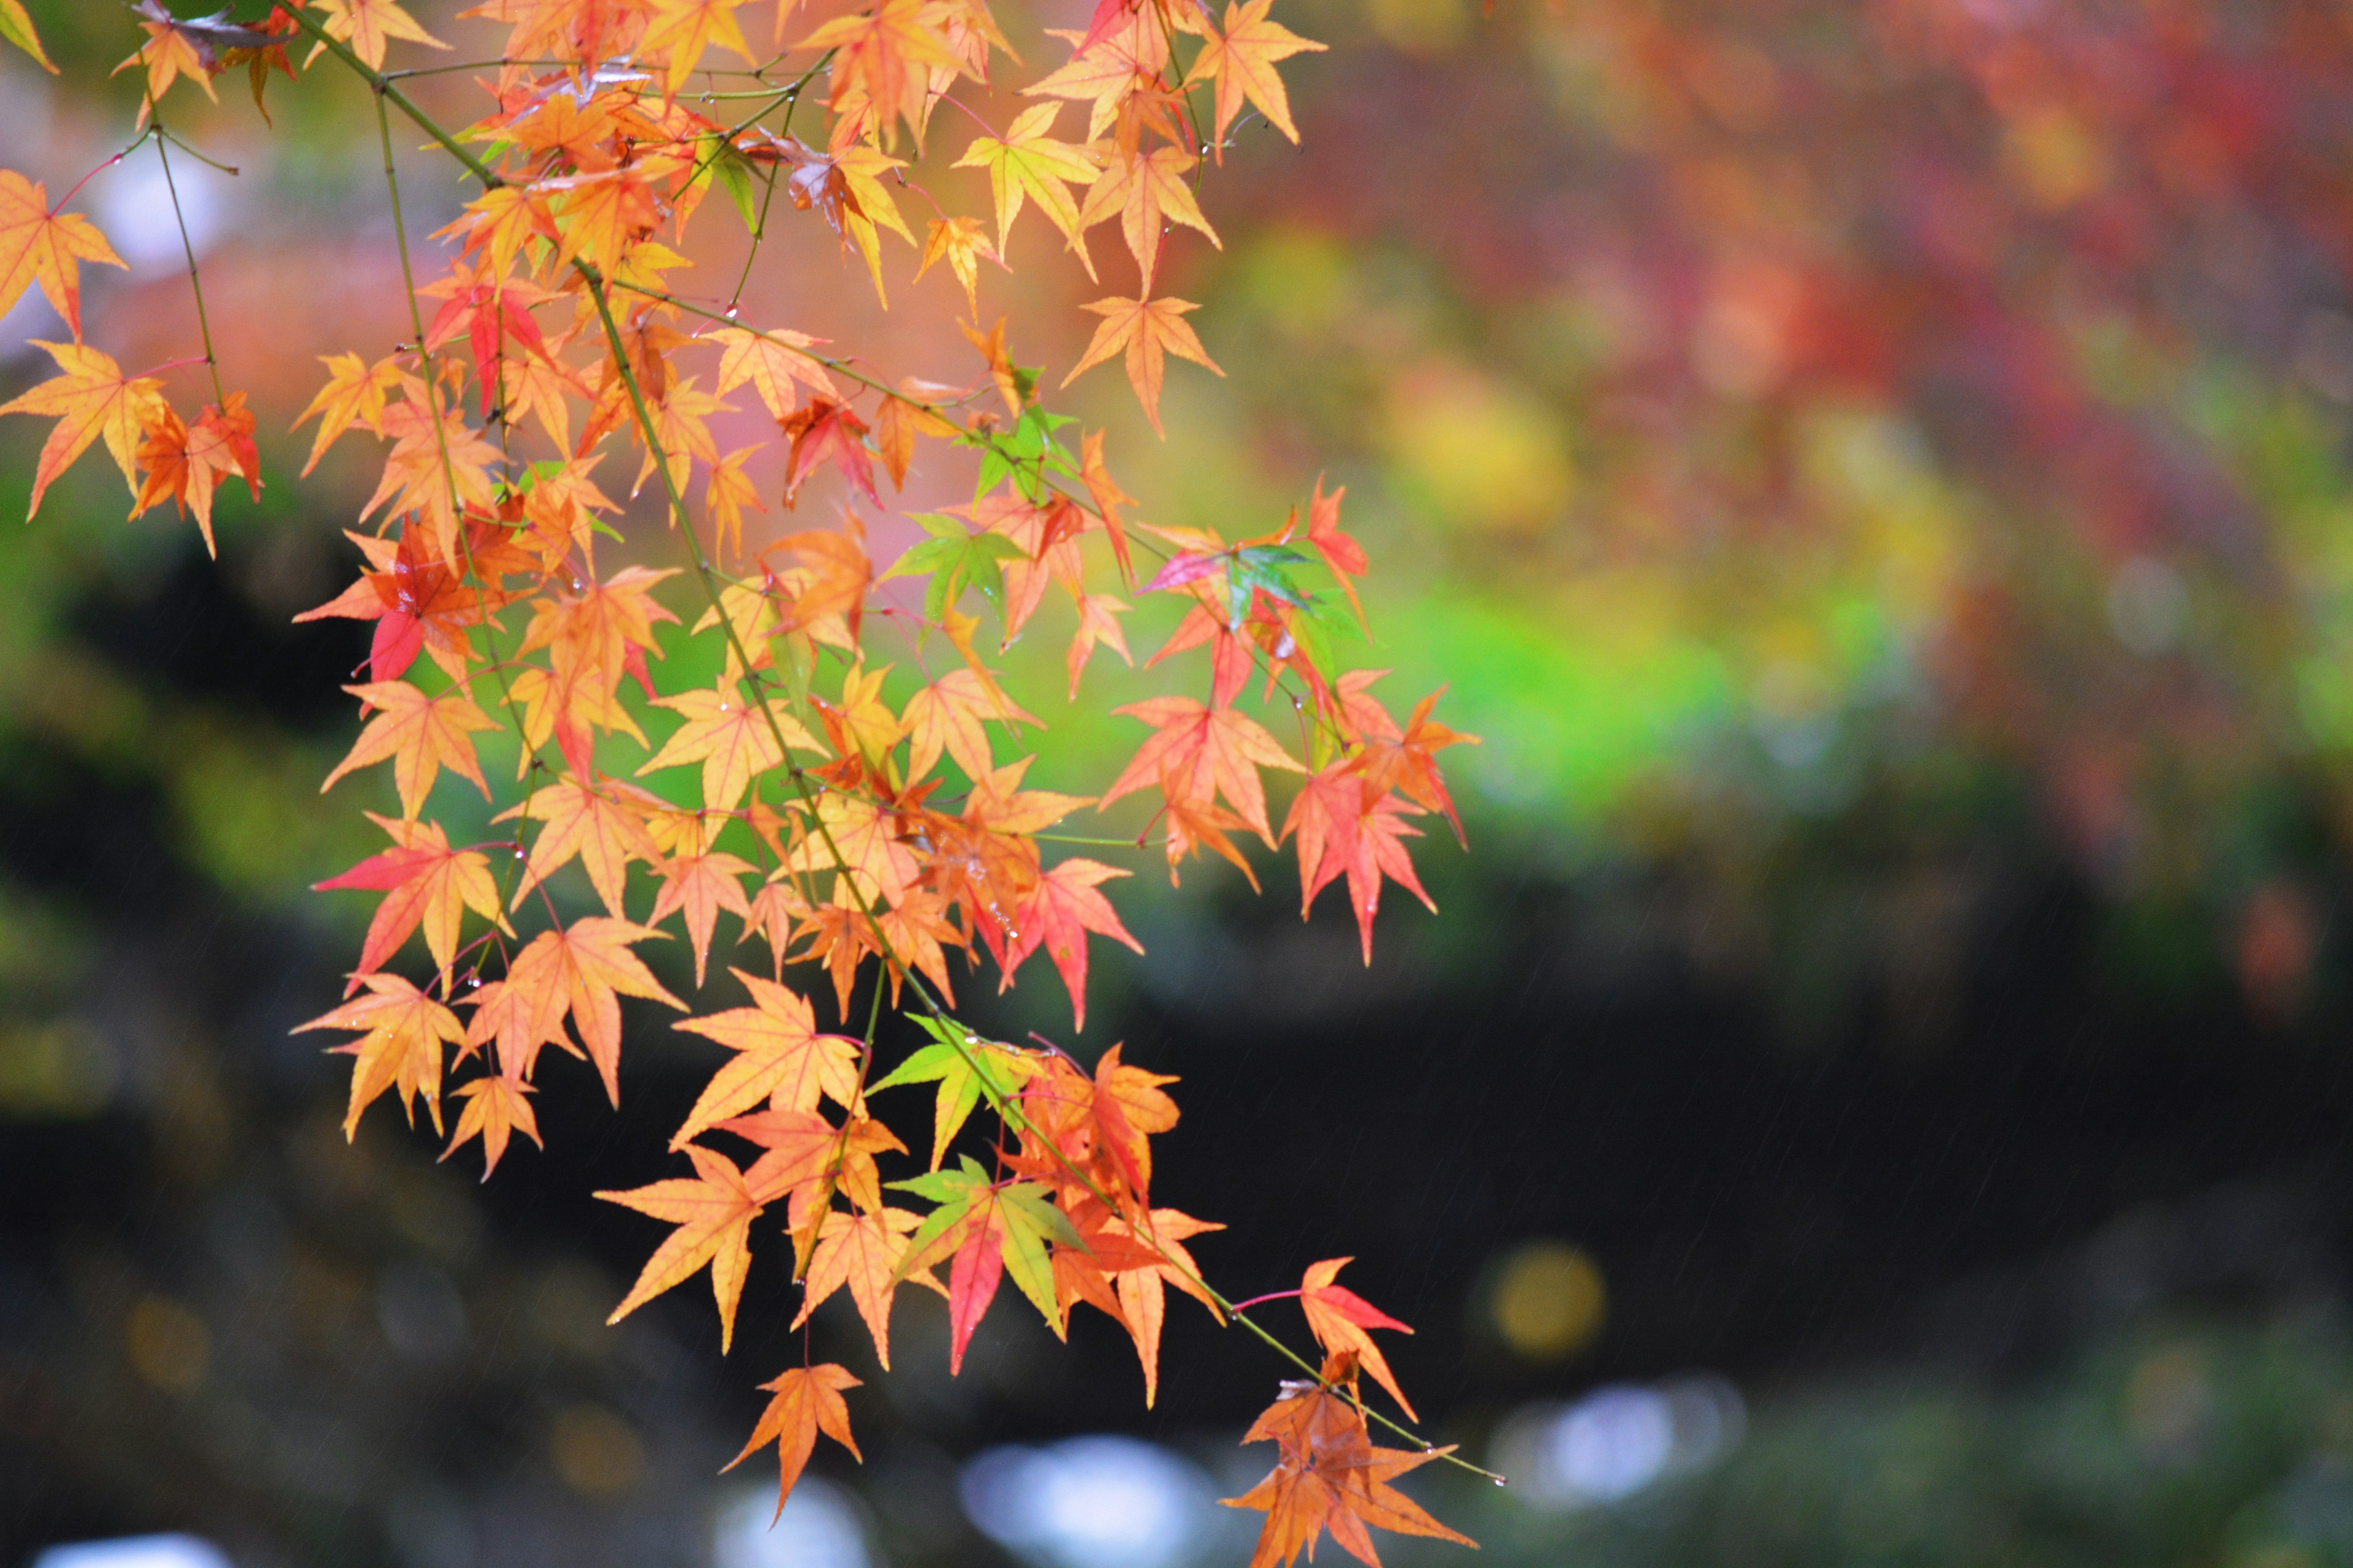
[1491,1240,1606,1362]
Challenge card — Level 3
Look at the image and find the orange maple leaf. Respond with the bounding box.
[1101,695,1302,844]
[1189,0,1326,150]
[306,0,448,71]
[1221,1358,1472,1568]
[0,169,124,343]
[792,1206,931,1368]
[315,812,508,987]
[599,1142,766,1351]
[1298,1259,1419,1420]
[1062,294,1222,436]
[322,680,498,820]
[465,917,685,1101]
[0,340,167,518]
[295,972,467,1140]
[1005,858,1142,1031]
[672,969,861,1149]
[439,1071,541,1178]
[722,1363,862,1520]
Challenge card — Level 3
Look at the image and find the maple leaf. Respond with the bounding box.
[723,1106,907,1234]
[779,399,882,509]
[307,0,449,71]
[440,1072,540,1178]
[361,400,504,564]
[1349,684,1477,845]
[643,0,756,96]
[1067,591,1132,699]
[799,0,961,146]
[131,392,261,557]
[1108,1206,1224,1406]
[1062,295,1222,437]
[0,341,167,518]
[650,847,757,987]
[955,104,1102,271]
[792,1206,926,1367]
[869,1021,1038,1169]
[599,1143,765,1351]
[708,324,836,422]
[1022,17,1171,142]
[916,215,1002,315]
[466,918,684,1102]
[1077,144,1218,292]
[673,969,860,1149]
[1298,1259,1419,1420]
[1004,858,1142,1031]
[321,680,497,820]
[315,812,508,987]
[871,388,960,489]
[1101,695,1302,844]
[1078,429,1137,583]
[903,667,1039,784]
[0,169,124,344]
[638,675,819,812]
[1283,768,1437,964]
[1221,1360,1472,1568]
[290,351,403,476]
[895,1159,1081,1369]
[1189,0,1326,151]
[498,775,661,917]
[1302,476,1367,631]
[295,972,467,1140]
[723,1363,862,1521]
[705,445,765,559]
[765,525,875,640]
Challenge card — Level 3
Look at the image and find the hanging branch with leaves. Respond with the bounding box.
[0,2,1482,1562]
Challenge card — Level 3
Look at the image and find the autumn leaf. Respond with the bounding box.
[0,169,124,343]
[799,0,960,145]
[1221,1358,1472,1568]
[1078,144,1218,292]
[599,1143,766,1352]
[1062,295,1222,436]
[307,0,448,71]
[290,351,403,476]
[1101,695,1302,844]
[315,812,507,987]
[650,848,757,987]
[1283,767,1436,964]
[643,0,756,96]
[0,341,167,518]
[917,215,1002,315]
[708,324,836,422]
[1005,858,1142,1031]
[724,1363,862,1521]
[466,918,684,1102]
[496,773,663,918]
[440,1072,541,1178]
[295,972,467,1140]
[321,680,497,820]
[895,1157,1081,1368]
[1189,0,1326,150]
[953,103,1103,270]
[779,399,882,510]
[792,1206,926,1368]
[903,667,1039,783]
[1298,1259,1418,1420]
[638,675,819,812]
[672,971,862,1149]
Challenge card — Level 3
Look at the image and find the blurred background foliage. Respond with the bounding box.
[12,0,2353,1566]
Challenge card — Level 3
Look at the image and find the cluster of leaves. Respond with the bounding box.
[0,1,1479,1562]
